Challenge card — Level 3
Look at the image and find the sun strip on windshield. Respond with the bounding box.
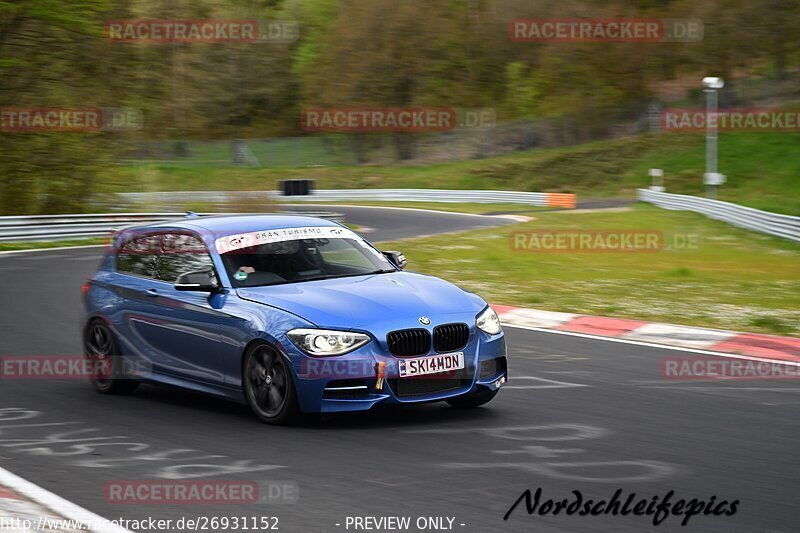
[215,226,359,254]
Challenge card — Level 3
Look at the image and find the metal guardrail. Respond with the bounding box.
[638,188,800,243]
[0,212,344,242]
[282,189,561,206]
[118,189,577,208]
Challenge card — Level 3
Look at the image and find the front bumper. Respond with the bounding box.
[285,330,507,414]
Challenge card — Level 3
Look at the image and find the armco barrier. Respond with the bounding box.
[638,188,800,243]
[0,211,343,242]
[280,189,566,206]
[118,189,576,208]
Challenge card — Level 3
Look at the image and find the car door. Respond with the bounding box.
[139,231,238,385]
[110,232,173,374]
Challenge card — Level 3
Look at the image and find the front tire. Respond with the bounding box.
[446,387,498,408]
[243,343,301,425]
[83,319,139,395]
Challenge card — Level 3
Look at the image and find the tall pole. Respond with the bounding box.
[702,77,724,199]
[705,87,718,199]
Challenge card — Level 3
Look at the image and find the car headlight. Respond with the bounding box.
[476,306,502,335]
[287,329,371,357]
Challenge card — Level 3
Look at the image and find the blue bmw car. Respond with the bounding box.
[82,214,507,424]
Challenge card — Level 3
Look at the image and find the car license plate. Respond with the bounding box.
[398,352,465,378]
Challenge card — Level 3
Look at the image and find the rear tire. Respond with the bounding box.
[83,319,139,395]
[243,343,301,425]
[446,387,498,408]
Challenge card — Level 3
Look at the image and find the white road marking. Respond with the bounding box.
[284,203,501,219]
[642,385,800,392]
[407,423,607,441]
[22,254,68,261]
[0,466,132,532]
[540,370,595,375]
[0,245,105,257]
[414,424,676,483]
[505,376,588,389]
[501,308,577,328]
[492,214,532,222]
[441,459,675,482]
[511,353,589,362]
[0,409,286,479]
[622,322,736,349]
[504,323,800,367]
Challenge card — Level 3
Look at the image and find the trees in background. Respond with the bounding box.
[0,0,113,213]
[1,0,799,212]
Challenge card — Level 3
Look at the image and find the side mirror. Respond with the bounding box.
[382,250,407,270]
[175,269,219,292]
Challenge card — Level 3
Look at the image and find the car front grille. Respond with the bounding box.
[387,329,431,357]
[388,323,470,357]
[389,364,474,399]
[433,323,469,352]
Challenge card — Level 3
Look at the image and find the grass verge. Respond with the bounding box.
[379,204,800,336]
[114,131,800,215]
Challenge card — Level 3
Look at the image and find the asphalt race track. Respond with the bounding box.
[282,203,516,241]
[1,207,798,532]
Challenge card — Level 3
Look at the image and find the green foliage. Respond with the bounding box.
[112,130,800,216]
[0,0,114,213]
[1,0,800,213]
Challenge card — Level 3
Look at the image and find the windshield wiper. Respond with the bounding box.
[299,269,393,283]
[242,269,396,287]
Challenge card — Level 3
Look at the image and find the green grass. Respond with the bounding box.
[133,137,359,168]
[378,204,800,336]
[627,132,800,214]
[0,237,108,252]
[114,131,800,215]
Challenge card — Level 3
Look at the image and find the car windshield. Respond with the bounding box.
[219,236,396,287]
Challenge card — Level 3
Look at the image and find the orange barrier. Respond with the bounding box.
[546,193,577,209]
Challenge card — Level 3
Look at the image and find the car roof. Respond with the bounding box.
[142,214,342,240]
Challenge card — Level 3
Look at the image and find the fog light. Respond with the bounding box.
[494,376,506,388]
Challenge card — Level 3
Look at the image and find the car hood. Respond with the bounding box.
[236,271,486,329]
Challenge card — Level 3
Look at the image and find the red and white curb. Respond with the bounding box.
[492,305,800,364]
[0,467,131,533]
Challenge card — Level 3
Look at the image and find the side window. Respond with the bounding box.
[116,234,160,279]
[158,233,215,284]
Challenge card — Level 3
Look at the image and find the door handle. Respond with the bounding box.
[145,288,159,298]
